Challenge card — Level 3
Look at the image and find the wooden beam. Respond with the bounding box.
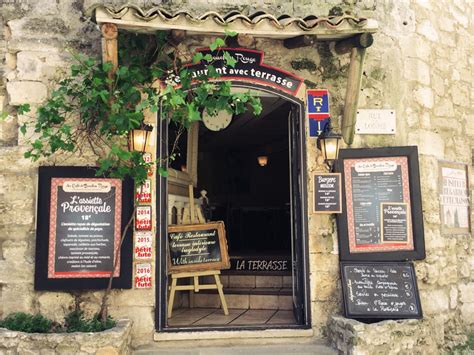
[283,35,315,49]
[341,47,366,145]
[225,33,255,48]
[168,29,187,45]
[101,23,118,78]
[335,33,373,55]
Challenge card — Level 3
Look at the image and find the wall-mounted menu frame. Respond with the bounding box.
[35,166,134,290]
[335,146,425,261]
[167,222,230,273]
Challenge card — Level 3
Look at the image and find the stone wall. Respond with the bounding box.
[327,316,440,354]
[0,318,132,354]
[0,0,472,351]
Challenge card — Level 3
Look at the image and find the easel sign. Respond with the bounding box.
[167,222,230,273]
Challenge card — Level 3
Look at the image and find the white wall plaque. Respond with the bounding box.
[355,109,396,134]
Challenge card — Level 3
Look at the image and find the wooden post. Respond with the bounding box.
[341,47,366,145]
[101,23,118,78]
[188,185,195,223]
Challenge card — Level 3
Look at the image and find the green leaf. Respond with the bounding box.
[187,103,201,122]
[223,51,237,68]
[17,104,30,115]
[208,65,218,78]
[20,123,27,135]
[102,62,113,73]
[117,66,129,76]
[203,54,213,62]
[209,38,225,51]
[158,166,169,177]
[224,29,237,37]
[0,111,8,120]
[192,53,203,64]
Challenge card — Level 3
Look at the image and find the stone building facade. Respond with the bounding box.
[0,0,472,352]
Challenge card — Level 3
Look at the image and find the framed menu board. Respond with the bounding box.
[167,222,230,273]
[335,147,425,261]
[340,262,422,320]
[35,166,134,290]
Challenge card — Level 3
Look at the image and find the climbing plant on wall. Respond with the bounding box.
[16,30,262,185]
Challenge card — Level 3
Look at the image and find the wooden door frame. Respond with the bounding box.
[155,82,311,332]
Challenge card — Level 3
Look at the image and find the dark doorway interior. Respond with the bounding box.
[197,97,292,257]
[163,92,307,330]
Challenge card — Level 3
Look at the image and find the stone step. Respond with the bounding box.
[199,287,292,295]
[191,292,293,310]
[201,275,292,289]
[134,341,337,355]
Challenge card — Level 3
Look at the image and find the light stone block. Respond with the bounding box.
[108,306,153,348]
[414,86,434,108]
[420,289,449,315]
[434,98,455,117]
[449,286,458,309]
[16,51,67,81]
[458,283,474,303]
[7,81,47,105]
[311,272,339,302]
[460,303,474,325]
[38,292,75,323]
[1,283,34,315]
[417,20,439,42]
[407,130,444,158]
[403,58,430,85]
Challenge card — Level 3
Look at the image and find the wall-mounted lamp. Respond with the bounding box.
[128,124,154,153]
[257,156,268,167]
[317,124,342,171]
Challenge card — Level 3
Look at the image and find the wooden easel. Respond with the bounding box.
[180,185,205,224]
[167,270,229,318]
[167,185,228,318]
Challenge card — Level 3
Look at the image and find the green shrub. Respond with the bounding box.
[64,310,115,333]
[0,312,52,333]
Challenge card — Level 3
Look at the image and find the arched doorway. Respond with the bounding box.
[155,82,310,331]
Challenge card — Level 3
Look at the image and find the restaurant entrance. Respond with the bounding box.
[156,84,310,331]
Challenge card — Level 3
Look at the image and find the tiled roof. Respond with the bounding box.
[90,5,378,40]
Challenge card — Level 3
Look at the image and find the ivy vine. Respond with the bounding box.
[13,30,262,185]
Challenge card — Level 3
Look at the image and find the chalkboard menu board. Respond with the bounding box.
[341,262,422,320]
[168,222,230,273]
[313,173,342,214]
[336,147,425,261]
[48,178,121,278]
[35,167,133,290]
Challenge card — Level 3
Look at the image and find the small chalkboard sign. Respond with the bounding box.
[167,222,230,273]
[341,262,422,320]
[313,173,342,214]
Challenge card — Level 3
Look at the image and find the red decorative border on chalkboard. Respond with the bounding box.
[343,157,414,253]
[47,178,122,278]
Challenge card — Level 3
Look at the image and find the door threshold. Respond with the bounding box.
[154,327,313,342]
